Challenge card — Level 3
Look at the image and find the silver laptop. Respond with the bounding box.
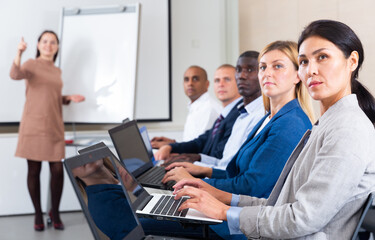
[63,147,193,240]
[75,143,222,226]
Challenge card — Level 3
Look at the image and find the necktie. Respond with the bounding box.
[211,115,224,138]
[238,105,247,114]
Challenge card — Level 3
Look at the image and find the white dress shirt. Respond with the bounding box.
[182,92,222,141]
[196,96,264,170]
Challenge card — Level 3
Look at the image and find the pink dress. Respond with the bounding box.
[10,58,69,161]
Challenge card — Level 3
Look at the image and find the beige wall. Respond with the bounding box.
[239,0,375,116]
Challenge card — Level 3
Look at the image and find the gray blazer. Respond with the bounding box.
[238,95,375,239]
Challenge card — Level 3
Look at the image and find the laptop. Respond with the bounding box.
[108,120,173,190]
[139,126,156,164]
[63,148,193,240]
[77,144,221,224]
[78,142,170,195]
[64,146,222,236]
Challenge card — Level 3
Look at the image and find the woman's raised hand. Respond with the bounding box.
[14,37,27,66]
[18,37,27,54]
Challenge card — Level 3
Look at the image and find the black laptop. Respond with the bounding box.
[63,147,195,240]
[108,120,174,190]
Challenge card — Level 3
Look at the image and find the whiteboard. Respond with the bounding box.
[59,5,139,123]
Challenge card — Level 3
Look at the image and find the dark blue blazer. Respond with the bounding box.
[204,99,312,197]
[170,99,242,159]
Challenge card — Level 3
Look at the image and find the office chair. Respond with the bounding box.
[362,204,375,233]
[351,192,375,240]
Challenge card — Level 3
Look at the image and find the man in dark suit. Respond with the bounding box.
[155,64,242,165]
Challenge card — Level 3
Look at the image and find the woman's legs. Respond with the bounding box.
[49,161,64,224]
[27,160,43,225]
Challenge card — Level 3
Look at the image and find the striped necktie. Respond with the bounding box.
[211,114,224,138]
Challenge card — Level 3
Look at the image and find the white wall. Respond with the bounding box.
[145,0,239,133]
[0,134,79,215]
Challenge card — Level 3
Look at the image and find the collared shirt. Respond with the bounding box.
[220,97,242,119]
[196,96,264,169]
[182,92,222,142]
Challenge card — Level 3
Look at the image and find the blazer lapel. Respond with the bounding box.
[229,99,302,178]
[266,130,311,206]
[241,113,269,146]
[226,113,270,174]
[249,99,300,145]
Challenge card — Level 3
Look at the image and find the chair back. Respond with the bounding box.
[351,192,375,240]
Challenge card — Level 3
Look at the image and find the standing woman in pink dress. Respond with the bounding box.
[10,30,85,231]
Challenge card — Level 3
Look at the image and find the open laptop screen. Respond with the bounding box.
[64,147,147,240]
[109,121,153,178]
[78,143,149,209]
[139,126,155,164]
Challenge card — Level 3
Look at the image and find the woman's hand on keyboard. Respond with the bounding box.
[164,162,212,178]
[172,178,232,205]
[174,185,230,220]
[162,166,195,183]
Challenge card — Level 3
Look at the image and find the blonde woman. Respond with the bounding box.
[163,41,314,199]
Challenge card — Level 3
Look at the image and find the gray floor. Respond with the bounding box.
[0,211,93,240]
[1,212,373,240]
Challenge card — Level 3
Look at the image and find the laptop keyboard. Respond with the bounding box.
[138,167,175,189]
[138,167,165,184]
[150,195,188,217]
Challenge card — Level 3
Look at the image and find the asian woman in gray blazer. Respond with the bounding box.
[172,19,375,239]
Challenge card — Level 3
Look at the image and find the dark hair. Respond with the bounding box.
[187,65,208,81]
[239,50,259,60]
[36,30,59,62]
[298,19,375,124]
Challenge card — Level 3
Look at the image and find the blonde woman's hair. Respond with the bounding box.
[258,40,315,123]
